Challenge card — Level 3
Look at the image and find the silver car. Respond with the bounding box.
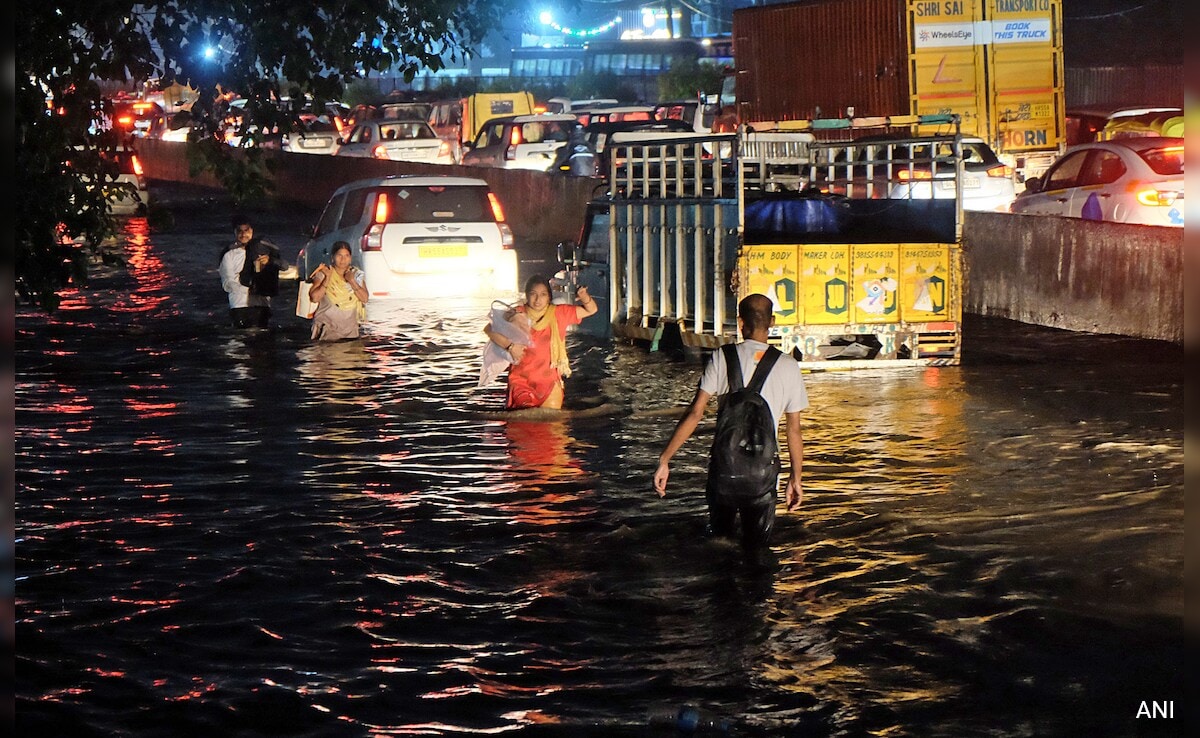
[888,138,1017,212]
[460,114,580,172]
[334,120,454,164]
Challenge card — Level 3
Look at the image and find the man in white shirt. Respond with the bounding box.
[218,216,284,328]
[653,293,808,555]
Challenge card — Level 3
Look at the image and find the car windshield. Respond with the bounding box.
[380,122,435,140]
[383,185,493,223]
[1139,145,1184,176]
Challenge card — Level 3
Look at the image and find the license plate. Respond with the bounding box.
[301,138,330,148]
[939,175,980,190]
[418,244,468,258]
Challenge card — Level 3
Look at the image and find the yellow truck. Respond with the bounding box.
[559,116,966,368]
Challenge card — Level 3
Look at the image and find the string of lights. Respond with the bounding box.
[538,11,621,37]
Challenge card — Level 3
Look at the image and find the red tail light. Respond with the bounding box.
[372,144,389,159]
[986,164,1014,178]
[897,169,932,181]
[363,193,388,250]
[488,192,506,223]
[361,223,385,252]
[131,154,144,177]
[509,128,523,146]
[117,115,134,128]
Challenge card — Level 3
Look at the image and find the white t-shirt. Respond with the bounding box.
[698,340,808,424]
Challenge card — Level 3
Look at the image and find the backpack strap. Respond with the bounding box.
[746,346,782,394]
[720,343,743,392]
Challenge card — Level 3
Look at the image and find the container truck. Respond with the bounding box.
[730,0,1065,182]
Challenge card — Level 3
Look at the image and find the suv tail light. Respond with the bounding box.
[505,126,523,161]
[361,223,385,252]
[130,154,144,177]
[361,193,389,251]
[372,144,389,159]
[986,163,1014,178]
[487,192,515,248]
[487,192,506,222]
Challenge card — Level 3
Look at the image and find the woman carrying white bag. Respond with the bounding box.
[301,241,369,340]
[480,274,598,410]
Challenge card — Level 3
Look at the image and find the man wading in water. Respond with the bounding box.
[653,293,808,562]
[218,215,287,328]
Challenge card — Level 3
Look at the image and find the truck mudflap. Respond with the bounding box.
[738,240,963,367]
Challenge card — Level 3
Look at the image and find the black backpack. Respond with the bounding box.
[709,343,783,499]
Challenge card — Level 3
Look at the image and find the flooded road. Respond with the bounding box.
[15,187,1184,737]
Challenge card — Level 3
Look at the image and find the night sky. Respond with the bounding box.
[1060,0,1183,65]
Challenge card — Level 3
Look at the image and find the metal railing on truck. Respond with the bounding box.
[597,131,742,348]
[566,117,967,367]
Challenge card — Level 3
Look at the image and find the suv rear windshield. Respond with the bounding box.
[381,184,494,223]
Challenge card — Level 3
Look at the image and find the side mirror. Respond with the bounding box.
[557,240,576,266]
[1022,176,1042,194]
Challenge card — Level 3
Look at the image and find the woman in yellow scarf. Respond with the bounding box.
[484,274,599,409]
[308,241,369,340]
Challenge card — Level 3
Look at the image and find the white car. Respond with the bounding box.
[296,176,519,299]
[1009,137,1183,228]
[460,114,581,172]
[72,145,149,216]
[888,138,1017,212]
[281,117,342,156]
[333,119,454,164]
[146,110,197,142]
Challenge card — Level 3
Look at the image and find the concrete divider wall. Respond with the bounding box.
[137,139,602,247]
[963,211,1183,343]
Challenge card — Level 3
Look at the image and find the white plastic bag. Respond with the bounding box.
[488,301,533,348]
[296,280,316,319]
[477,301,533,388]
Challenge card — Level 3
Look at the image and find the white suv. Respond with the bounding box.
[297,176,519,298]
[461,114,581,171]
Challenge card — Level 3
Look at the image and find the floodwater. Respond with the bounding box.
[15,189,1184,737]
